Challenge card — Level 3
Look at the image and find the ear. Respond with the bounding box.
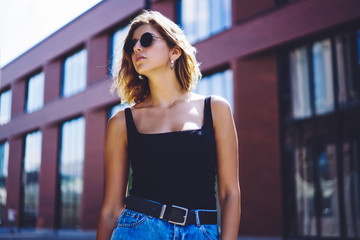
[170,46,182,61]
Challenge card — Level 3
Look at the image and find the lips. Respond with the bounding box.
[135,55,146,62]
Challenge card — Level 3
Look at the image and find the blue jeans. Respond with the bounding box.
[111,209,219,240]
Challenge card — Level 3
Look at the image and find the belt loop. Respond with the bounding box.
[159,204,166,219]
[195,210,200,226]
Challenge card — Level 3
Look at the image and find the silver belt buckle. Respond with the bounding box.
[168,205,188,226]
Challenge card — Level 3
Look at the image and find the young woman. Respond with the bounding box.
[96,10,240,240]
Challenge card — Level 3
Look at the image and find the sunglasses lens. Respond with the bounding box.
[124,32,156,54]
[124,39,135,54]
[140,32,153,47]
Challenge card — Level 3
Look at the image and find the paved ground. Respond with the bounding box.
[0,228,96,240]
[0,228,283,240]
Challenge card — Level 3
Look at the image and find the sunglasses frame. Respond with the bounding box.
[124,32,164,55]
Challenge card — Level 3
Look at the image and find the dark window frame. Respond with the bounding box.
[279,24,360,239]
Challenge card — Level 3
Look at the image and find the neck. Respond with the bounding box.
[145,69,188,108]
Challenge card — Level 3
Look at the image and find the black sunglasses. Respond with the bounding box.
[124,32,164,55]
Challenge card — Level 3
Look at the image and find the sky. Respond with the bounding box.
[0,0,102,68]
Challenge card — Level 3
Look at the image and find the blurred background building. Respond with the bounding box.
[0,0,359,239]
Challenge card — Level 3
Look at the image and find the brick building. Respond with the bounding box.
[0,0,359,239]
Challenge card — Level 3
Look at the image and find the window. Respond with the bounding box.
[0,89,12,125]
[333,30,360,108]
[292,144,341,237]
[290,47,312,119]
[59,117,85,228]
[317,144,340,236]
[62,49,87,98]
[178,0,232,43]
[280,28,360,239]
[110,25,130,76]
[335,34,354,108]
[194,69,233,109]
[294,146,316,236]
[289,39,336,118]
[26,72,44,113]
[289,35,360,120]
[343,140,360,237]
[21,131,42,227]
[0,141,9,224]
[312,39,335,115]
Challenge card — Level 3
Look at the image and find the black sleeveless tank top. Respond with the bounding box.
[124,97,217,210]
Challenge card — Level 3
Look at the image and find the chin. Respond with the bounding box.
[136,68,151,77]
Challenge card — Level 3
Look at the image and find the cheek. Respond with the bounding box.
[153,54,169,64]
[152,49,170,63]
[151,43,170,61]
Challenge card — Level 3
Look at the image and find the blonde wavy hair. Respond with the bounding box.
[111,10,202,104]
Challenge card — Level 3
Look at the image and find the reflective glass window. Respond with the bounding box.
[59,117,85,228]
[179,0,232,43]
[284,30,360,239]
[317,144,340,236]
[289,47,312,119]
[21,131,42,227]
[335,32,360,109]
[0,89,12,126]
[110,25,130,76]
[312,39,335,115]
[294,146,316,236]
[26,72,44,113]
[0,141,9,224]
[194,69,233,109]
[335,34,352,108]
[343,140,360,237]
[63,49,87,98]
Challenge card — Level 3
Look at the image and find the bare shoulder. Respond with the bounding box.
[107,109,127,139]
[208,95,233,130]
[210,95,232,115]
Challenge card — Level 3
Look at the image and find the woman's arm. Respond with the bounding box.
[96,110,129,240]
[211,96,241,240]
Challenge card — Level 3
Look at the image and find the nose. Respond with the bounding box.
[133,40,142,54]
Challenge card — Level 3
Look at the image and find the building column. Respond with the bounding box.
[37,125,59,229]
[86,34,109,85]
[235,53,282,236]
[80,109,107,229]
[11,80,26,118]
[6,137,23,227]
[44,60,61,103]
[152,0,177,21]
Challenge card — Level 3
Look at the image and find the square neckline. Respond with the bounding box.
[127,97,209,136]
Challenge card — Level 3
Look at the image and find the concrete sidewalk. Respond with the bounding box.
[0,228,282,240]
[0,228,96,240]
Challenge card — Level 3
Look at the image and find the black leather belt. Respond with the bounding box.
[124,196,217,226]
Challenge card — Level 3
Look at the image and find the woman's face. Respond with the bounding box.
[130,24,171,76]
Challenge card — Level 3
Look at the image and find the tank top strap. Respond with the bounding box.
[203,96,214,129]
[124,107,137,135]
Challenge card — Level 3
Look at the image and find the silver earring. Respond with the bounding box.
[170,59,174,70]
[139,75,143,79]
